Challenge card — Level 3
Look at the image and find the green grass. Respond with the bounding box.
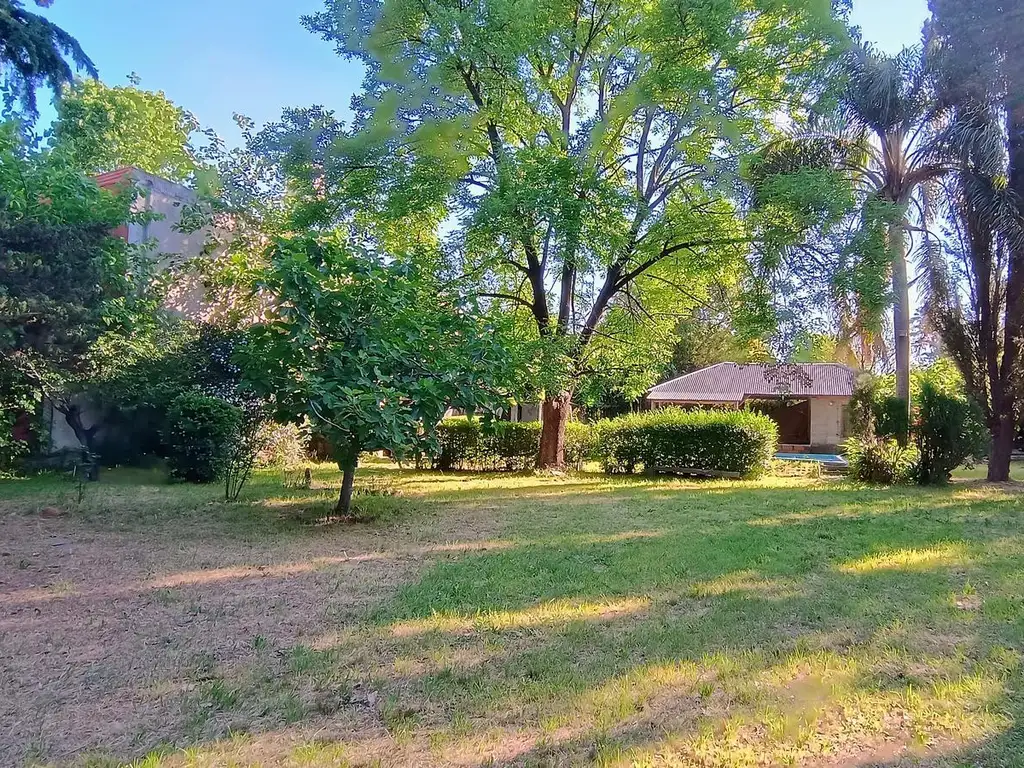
[4,462,1024,766]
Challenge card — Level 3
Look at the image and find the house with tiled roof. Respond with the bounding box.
[646,363,855,451]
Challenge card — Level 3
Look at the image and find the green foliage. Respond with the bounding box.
[564,422,596,470]
[0,361,36,470]
[844,437,918,485]
[914,381,988,486]
[875,395,910,443]
[299,0,850,440]
[434,419,541,472]
[594,409,778,478]
[0,0,96,117]
[0,122,145,447]
[51,78,204,181]
[87,321,248,463]
[238,234,515,512]
[163,392,241,484]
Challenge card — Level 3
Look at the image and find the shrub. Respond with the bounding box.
[874,395,910,442]
[482,421,541,471]
[163,392,241,483]
[914,381,987,485]
[434,418,481,471]
[844,437,918,485]
[594,408,778,478]
[565,422,597,469]
[433,417,595,472]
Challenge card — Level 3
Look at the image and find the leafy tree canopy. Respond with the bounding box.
[0,122,149,447]
[237,233,520,515]
[0,0,95,118]
[298,0,852,466]
[50,77,213,182]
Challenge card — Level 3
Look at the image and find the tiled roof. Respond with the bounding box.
[94,167,136,189]
[647,363,855,402]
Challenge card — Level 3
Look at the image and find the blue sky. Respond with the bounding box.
[36,0,929,146]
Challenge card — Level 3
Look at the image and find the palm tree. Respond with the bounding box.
[833,44,946,414]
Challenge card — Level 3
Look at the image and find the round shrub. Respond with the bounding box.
[594,408,778,478]
[844,437,918,485]
[163,392,241,483]
[914,381,987,485]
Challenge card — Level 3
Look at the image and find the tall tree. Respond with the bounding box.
[0,0,95,117]
[922,0,1024,481]
[303,0,850,467]
[0,124,143,449]
[51,78,209,182]
[803,45,948,410]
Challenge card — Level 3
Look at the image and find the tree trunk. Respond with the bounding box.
[987,412,1016,482]
[335,459,357,517]
[61,402,99,453]
[537,392,572,469]
[890,221,912,442]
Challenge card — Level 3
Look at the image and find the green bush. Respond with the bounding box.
[594,408,778,478]
[434,418,482,471]
[565,422,597,469]
[844,437,918,485]
[875,395,910,442]
[433,418,597,472]
[915,381,987,485]
[163,392,241,483]
[483,421,542,471]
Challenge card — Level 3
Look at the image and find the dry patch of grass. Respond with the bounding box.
[2,463,1023,767]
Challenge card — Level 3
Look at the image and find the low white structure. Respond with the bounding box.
[646,362,855,452]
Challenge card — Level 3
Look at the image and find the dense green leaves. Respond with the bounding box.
[594,408,778,478]
[51,78,207,181]
[237,234,517,512]
[0,123,144,449]
[300,0,851,448]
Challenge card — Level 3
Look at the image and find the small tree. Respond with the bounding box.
[914,379,987,485]
[238,234,513,517]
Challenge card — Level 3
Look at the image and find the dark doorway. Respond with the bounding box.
[750,399,810,445]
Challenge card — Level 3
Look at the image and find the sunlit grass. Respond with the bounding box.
[3,459,1024,766]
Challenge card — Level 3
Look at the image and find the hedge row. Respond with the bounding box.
[433,408,778,478]
[433,418,594,471]
[594,408,778,478]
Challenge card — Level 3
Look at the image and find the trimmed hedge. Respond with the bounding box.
[433,418,595,472]
[594,408,778,478]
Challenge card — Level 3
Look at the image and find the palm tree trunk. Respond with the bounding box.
[890,221,912,440]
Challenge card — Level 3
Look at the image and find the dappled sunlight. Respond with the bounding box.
[146,553,389,588]
[390,596,652,637]
[688,569,801,600]
[838,543,973,574]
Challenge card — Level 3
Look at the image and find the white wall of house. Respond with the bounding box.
[809,398,848,449]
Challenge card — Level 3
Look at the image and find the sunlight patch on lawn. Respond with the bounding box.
[838,543,972,574]
[688,569,800,600]
[147,554,388,588]
[390,596,652,637]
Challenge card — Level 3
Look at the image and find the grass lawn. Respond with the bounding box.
[2,463,1023,767]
